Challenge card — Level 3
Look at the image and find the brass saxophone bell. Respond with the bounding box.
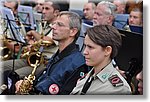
[27,51,43,68]
[0,46,12,60]
[0,36,12,60]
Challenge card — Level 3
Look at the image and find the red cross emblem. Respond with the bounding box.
[49,84,59,94]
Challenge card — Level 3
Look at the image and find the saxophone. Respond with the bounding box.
[16,20,53,94]
[0,35,12,61]
[16,52,41,95]
[17,40,53,95]
[0,46,12,60]
[21,19,51,65]
[16,37,52,94]
[22,40,52,66]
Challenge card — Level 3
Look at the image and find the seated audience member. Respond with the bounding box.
[125,0,142,14]
[14,11,89,95]
[76,1,116,51]
[113,0,126,14]
[82,2,96,25]
[33,0,45,13]
[124,7,143,32]
[71,25,131,95]
[136,70,143,95]
[128,7,143,26]
[93,1,116,26]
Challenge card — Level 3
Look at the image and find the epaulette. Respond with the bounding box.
[108,74,124,87]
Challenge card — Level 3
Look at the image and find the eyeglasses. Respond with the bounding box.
[51,22,70,28]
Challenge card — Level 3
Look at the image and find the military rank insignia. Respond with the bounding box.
[108,74,123,87]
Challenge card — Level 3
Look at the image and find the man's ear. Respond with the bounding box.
[104,46,112,57]
[70,28,78,37]
[108,15,114,24]
[54,10,60,17]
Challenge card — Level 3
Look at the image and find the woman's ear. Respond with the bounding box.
[104,46,112,57]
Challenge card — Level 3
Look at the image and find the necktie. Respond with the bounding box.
[81,71,94,95]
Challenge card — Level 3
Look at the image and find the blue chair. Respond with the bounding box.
[129,25,143,34]
[76,23,93,52]
[113,14,129,30]
[69,9,84,18]
[82,19,93,26]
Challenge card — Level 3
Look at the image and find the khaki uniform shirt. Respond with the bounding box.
[71,61,131,95]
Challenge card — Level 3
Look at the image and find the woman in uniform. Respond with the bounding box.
[71,25,131,95]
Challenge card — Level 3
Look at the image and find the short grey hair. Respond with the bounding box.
[88,2,96,10]
[98,1,117,16]
[59,11,81,41]
[119,0,126,5]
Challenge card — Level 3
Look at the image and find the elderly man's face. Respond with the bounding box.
[93,5,111,26]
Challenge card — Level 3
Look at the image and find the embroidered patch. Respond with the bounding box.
[49,84,59,94]
[78,73,87,82]
[101,73,109,79]
[109,74,123,87]
[80,72,85,77]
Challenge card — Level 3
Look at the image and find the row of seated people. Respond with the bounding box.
[75,1,143,52]
[0,0,143,95]
[72,8,142,33]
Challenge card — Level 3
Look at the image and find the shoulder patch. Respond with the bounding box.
[108,74,124,87]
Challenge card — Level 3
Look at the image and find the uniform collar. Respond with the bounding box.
[46,42,79,76]
[54,42,79,61]
[44,22,50,29]
[96,61,114,83]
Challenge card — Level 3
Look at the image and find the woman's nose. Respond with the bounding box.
[83,47,88,55]
[136,71,143,81]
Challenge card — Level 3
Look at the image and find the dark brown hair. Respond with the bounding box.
[85,25,122,59]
